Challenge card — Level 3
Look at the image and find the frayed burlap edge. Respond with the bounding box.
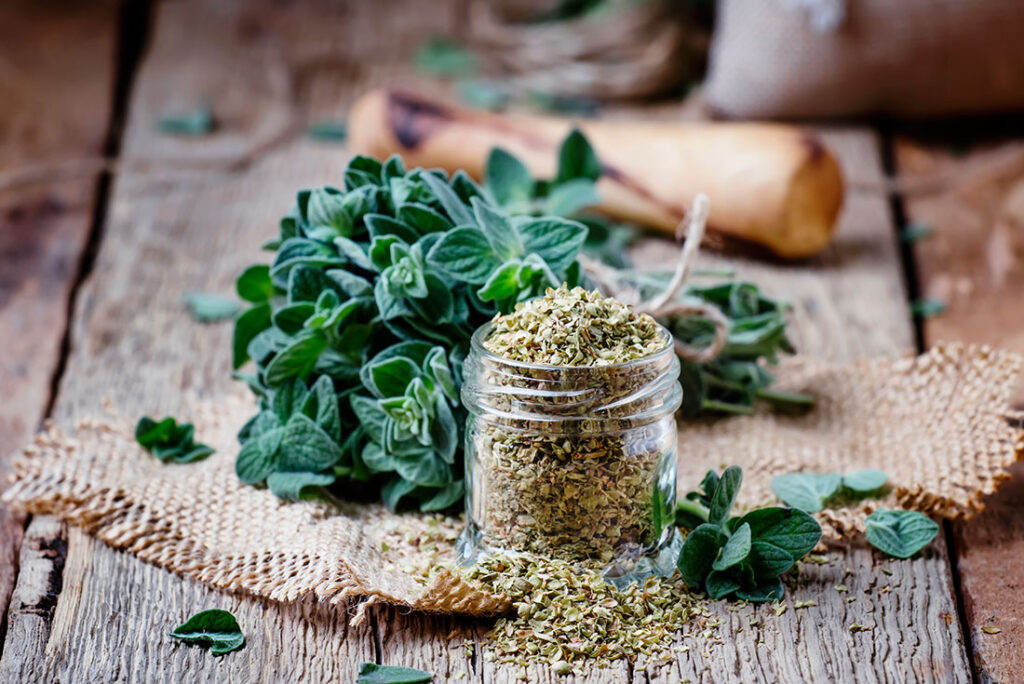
[3,343,1022,621]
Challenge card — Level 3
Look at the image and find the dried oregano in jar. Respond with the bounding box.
[458,286,682,580]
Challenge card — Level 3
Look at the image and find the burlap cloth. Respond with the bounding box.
[4,343,1023,622]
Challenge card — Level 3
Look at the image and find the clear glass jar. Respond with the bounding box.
[458,322,682,583]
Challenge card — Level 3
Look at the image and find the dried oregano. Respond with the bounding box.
[464,286,678,565]
[461,552,712,673]
[483,286,664,366]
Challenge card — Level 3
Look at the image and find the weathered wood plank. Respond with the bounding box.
[896,135,1024,684]
[1,0,469,680]
[0,0,119,647]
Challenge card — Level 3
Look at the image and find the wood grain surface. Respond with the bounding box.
[896,135,1024,684]
[0,0,119,649]
[0,0,985,681]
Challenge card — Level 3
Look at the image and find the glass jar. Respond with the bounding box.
[458,322,682,583]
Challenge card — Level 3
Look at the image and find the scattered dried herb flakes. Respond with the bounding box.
[461,553,712,673]
[793,600,816,609]
[484,286,666,366]
[170,609,244,655]
[848,623,872,633]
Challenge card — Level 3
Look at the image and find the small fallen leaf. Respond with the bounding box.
[306,121,348,142]
[982,626,1002,635]
[159,101,215,136]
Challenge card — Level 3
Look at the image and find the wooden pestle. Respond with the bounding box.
[347,89,844,259]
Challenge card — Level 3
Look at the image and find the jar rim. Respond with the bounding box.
[469,320,676,372]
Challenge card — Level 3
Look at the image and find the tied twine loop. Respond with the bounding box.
[581,193,729,363]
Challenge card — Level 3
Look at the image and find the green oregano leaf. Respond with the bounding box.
[486,147,533,207]
[770,472,842,513]
[712,522,751,571]
[184,292,241,322]
[158,101,215,136]
[843,469,888,494]
[306,120,348,143]
[170,609,244,655]
[413,36,476,78]
[357,662,433,683]
[865,509,940,559]
[708,465,742,526]
[236,265,274,303]
[135,416,214,464]
[556,128,601,183]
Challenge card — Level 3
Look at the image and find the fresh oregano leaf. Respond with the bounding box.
[708,465,742,526]
[733,577,785,603]
[413,36,476,78]
[170,609,244,655]
[306,120,348,143]
[677,523,727,588]
[911,298,947,319]
[516,217,588,272]
[135,416,214,464]
[865,509,940,559]
[556,128,601,183]
[770,472,842,513]
[267,471,334,501]
[543,178,600,218]
[159,101,215,136]
[457,79,509,111]
[705,571,742,600]
[712,522,752,571]
[486,148,533,207]
[426,227,501,284]
[471,197,522,261]
[843,469,888,493]
[357,662,433,683]
[735,507,821,562]
[236,265,274,303]
[184,292,241,323]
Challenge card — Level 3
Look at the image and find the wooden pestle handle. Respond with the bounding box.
[347,89,844,259]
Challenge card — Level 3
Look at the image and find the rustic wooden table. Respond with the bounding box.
[1,1,1022,681]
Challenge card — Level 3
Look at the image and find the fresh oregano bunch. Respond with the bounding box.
[676,466,821,602]
[232,151,586,511]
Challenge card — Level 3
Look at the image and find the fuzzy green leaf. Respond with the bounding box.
[170,609,244,655]
[184,293,240,323]
[358,662,432,683]
[486,148,533,207]
[712,522,751,571]
[770,472,842,513]
[426,227,501,284]
[556,128,601,183]
[865,509,939,559]
[843,469,888,493]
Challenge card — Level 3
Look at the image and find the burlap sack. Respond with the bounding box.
[3,343,1022,622]
[705,0,1024,119]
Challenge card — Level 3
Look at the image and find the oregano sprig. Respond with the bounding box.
[135,416,214,464]
[676,466,822,602]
